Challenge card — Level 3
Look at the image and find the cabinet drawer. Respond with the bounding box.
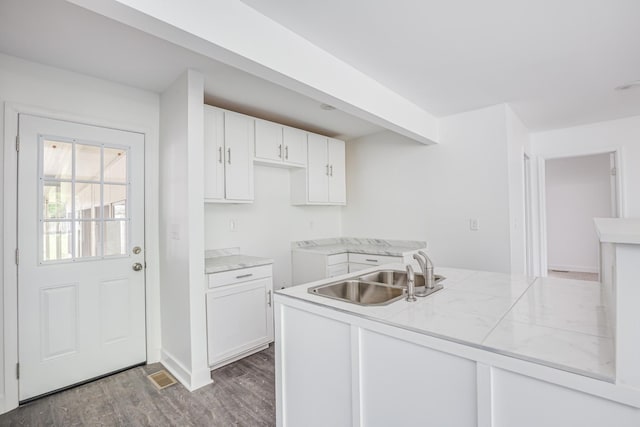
[208,264,272,288]
[348,253,402,266]
[327,253,348,266]
[327,263,349,278]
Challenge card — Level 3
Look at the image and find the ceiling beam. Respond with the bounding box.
[67,0,440,144]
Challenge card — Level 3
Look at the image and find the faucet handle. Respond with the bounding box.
[405,264,417,302]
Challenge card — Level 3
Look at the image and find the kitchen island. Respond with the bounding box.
[274,261,639,426]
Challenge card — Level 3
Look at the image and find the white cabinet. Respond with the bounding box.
[278,304,353,427]
[204,106,254,203]
[292,252,349,285]
[292,250,412,284]
[283,126,307,166]
[291,134,346,205]
[206,264,273,368]
[348,253,403,273]
[254,120,307,167]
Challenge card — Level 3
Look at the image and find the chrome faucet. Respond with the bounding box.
[405,264,417,302]
[413,250,435,296]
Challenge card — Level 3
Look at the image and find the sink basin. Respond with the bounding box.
[309,280,405,306]
[358,270,446,287]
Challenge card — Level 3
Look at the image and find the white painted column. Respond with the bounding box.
[594,218,640,390]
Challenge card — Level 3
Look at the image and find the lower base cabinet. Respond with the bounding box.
[276,300,640,427]
[206,265,273,368]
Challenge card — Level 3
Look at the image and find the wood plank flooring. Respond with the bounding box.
[0,345,275,426]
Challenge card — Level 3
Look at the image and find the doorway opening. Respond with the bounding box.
[543,152,618,281]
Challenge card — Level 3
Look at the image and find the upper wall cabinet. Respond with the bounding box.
[204,106,254,203]
[291,134,346,205]
[254,120,307,167]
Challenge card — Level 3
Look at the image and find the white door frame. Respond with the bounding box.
[2,102,159,413]
[523,153,534,277]
[535,147,625,277]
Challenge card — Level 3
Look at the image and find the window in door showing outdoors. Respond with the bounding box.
[41,137,129,262]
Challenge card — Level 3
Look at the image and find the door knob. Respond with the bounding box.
[132,262,143,272]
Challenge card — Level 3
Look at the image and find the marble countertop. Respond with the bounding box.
[205,248,273,274]
[594,217,640,244]
[291,237,426,256]
[276,265,614,381]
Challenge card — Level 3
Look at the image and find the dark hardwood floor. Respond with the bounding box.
[0,345,275,426]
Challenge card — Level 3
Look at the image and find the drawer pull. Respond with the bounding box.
[235,273,253,279]
[365,259,379,263]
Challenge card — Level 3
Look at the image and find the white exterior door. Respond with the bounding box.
[17,114,146,401]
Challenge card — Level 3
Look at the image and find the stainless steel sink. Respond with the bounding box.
[358,270,446,288]
[308,280,405,306]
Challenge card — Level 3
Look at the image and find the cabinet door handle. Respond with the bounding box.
[326,164,330,176]
[330,165,333,177]
[218,146,223,163]
[235,273,253,279]
[278,144,282,159]
[285,145,289,160]
[267,289,272,307]
[365,259,378,263]
[227,147,231,164]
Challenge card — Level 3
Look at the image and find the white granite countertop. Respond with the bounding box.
[276,265,614,381]
[205,248,273,274]
[291,237,426,256]
[594,217,640,244]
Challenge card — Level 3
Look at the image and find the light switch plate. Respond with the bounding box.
[470,218,480,231]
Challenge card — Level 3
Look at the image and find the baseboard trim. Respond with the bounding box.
[160,350,212,392]
[548,264,598,274]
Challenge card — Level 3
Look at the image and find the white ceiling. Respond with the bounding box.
[241,0,640,131]
[0,0,382,140]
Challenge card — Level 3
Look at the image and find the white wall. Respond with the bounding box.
[342,104,513,273]
[545,154,612,273]
[204,165,342,288]
[532,115,640,217]
[0,52,160,413]
[158,70,211,390]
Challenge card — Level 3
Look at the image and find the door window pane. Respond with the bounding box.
[43,221,72,261]
[104,147,127,183]
[43,182,72,219]
[103,185,127,219]
[75,221,101,259]
[41,138,130,263]
[75,183,102,219]
[75,144,101,181]
[104,221,127,256]
[42,140,72,180]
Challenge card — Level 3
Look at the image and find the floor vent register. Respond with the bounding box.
[147,369,178,390]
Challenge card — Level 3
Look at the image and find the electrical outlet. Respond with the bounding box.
[469,218,480,231]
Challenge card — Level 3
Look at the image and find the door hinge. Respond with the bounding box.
[15,135,20,152]
[16,363,20,380]
[15,248,19,266]
[611,167,617,176]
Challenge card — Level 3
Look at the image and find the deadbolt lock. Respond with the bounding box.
[132,246,142,254]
